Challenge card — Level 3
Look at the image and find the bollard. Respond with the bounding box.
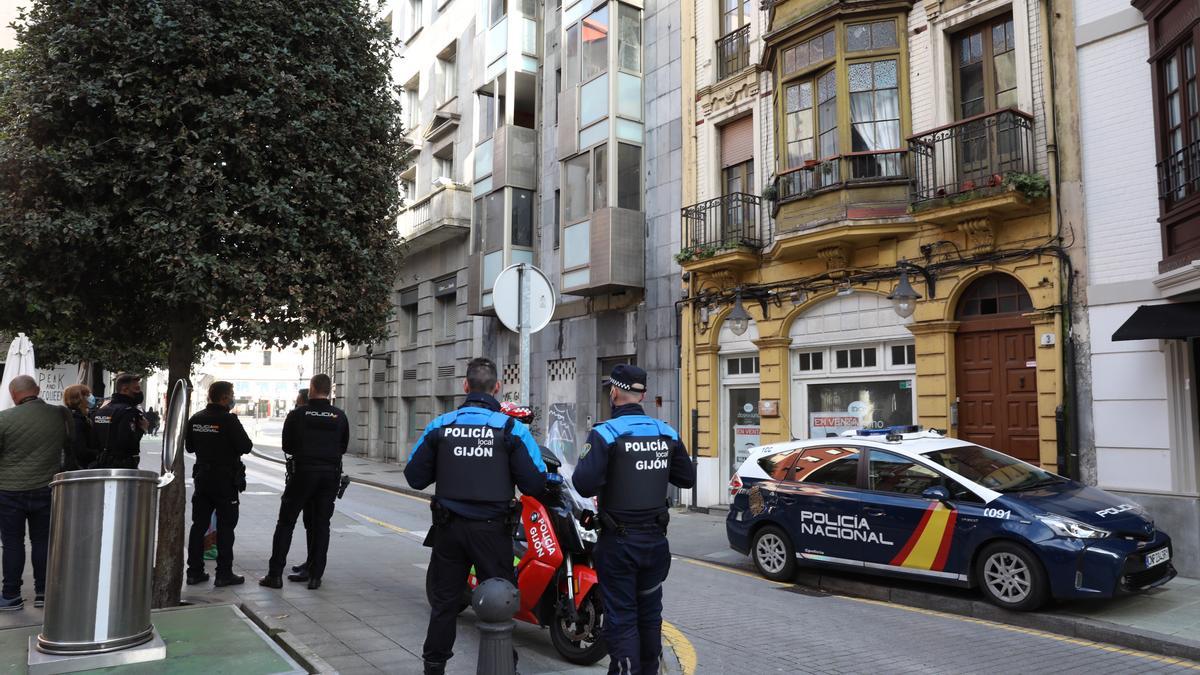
[472,577,519,675]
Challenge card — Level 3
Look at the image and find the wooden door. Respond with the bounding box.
[956,318,1038,462]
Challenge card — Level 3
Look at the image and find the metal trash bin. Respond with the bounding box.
[35,379,186,657]
[37,469,159,654]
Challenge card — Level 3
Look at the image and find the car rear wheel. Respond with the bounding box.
[751,525,796,582]
[975,541,1048,611]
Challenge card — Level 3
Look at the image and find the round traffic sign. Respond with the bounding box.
[492,263,555,334]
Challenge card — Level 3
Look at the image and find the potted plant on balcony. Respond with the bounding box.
[761,182,778,202]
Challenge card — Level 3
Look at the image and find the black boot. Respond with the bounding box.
[423,661,446,675]
[291,561,309,574]
[287,570,310,582]
[214,573,245,587]
[186,571,210,585]
[307,577,322,590]
[258,574,283,589]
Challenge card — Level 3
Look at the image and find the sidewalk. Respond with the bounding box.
[254,444,1200,662]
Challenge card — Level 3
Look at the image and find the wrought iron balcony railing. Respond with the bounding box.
[1157,137,1200,205]
[909,108,1035,203]
[716,25,751,81]
[774,150,907,202]
[680,192,765,256]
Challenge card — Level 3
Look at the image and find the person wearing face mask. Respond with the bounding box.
[61,384,99,469]
[91,372,149,469]
[185,380,253,586]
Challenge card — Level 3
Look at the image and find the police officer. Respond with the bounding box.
[92,373,148,469]
[288,388,318,583]
[259,374,348,590]
[574,365,696,675]
[404,357,548,675]
[185,381,253,586]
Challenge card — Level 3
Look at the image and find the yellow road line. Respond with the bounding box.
[354,512,410,535]
[841,595,1200,671]
[661,620,697,675]
[675,556,789,587]
[676,556,1200,671]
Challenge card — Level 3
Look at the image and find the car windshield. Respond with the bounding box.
[922,444,1063,492]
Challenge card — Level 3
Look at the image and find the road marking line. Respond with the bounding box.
[676,555,1200,670]
[661,620,697,675]
[354,513,410,535]
[348,478,431,503]
[840,595,1200,670]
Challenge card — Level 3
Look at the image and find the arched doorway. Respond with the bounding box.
[955,274,1039,461]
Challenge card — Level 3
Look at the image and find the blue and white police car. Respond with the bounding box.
[726,427,1176,610]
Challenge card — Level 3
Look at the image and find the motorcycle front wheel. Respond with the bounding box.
[549,590,607,665]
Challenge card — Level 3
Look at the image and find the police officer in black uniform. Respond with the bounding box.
[185,381,253,586]
[574,365,695,675]
[259,374,348,590]
[92,373,148,469]
[288,388,318,582]
[404,357,548,675]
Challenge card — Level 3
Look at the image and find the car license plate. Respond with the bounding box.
[1145,548,1170,568]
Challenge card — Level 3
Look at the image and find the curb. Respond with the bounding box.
[769,566,1200,663]
[240,601,337,674]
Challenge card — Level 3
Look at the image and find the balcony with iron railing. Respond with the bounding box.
[678,192,767,271]
[716,25,751,82]
[1158,137,1200,205]
[909,108,1037,205]
[397,184,472,253]
[774,150,907,204]
[1154,137,1200,271]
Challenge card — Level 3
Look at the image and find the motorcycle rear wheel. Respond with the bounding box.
[549,591,607,665]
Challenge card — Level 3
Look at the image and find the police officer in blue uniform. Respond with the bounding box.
[404,357,548,675]
[92,373,148,469]
[574,365,695,675]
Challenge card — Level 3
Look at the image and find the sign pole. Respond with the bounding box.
[518,263,531,405]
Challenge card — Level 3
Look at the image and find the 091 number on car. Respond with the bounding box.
[983,508,1011,520]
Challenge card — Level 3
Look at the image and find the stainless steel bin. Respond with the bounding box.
[36,468,160,655]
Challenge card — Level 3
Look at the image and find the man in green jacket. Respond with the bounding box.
[0,375,68,610]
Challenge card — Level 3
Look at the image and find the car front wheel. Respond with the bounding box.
[751,525,796,582]
[975,541,1049,611]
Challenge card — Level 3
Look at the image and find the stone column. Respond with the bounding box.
[907,320,960,434]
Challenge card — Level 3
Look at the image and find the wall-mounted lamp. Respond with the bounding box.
[836,280,853,297]
[888,259,922,319]
[727,292,751,336]
[791,289,807,306]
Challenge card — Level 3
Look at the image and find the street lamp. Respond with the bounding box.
[888,260,922,319]
[727,292,750,336]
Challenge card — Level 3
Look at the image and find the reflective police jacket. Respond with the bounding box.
[573,403,697,524]
[91,393,145,466]
[404,393,547,520]
[281,399,349,473]
[186,403,253,480]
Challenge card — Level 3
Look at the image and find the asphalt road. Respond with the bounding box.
[208,449,1200,674]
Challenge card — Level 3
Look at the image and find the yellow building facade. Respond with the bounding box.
[680,0,1068,506]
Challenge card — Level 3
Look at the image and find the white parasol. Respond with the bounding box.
[0,333,37,411]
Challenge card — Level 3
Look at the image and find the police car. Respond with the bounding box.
[726,427,1176,610]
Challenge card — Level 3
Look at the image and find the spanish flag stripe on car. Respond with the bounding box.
[890,503,957,572]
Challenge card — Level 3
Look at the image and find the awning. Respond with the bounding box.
[1112,302,1200,341]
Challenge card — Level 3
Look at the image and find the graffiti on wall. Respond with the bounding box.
[547,402,578,469]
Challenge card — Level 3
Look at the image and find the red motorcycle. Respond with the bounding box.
[430,404,607,665]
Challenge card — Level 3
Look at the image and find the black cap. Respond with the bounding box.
[610,364,647,393]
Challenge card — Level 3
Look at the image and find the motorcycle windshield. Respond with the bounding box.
[543,404,596,513]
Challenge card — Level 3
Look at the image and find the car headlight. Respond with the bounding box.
[1037,514,1110,539]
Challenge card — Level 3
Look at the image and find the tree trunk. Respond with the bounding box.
[151,322,195,609]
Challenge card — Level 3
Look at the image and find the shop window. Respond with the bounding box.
[890,344,916,366]
[726,356,760,375]
[799,448,860,487]
[868,450,943,496]
[807,380,913,435]
[834,347,877,369]
[796,351,823,371]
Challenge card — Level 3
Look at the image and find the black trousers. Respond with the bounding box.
[423,517,515,664]
[187,478,239,576]
[268,471,338,578]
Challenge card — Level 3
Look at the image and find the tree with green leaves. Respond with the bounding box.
[0,0,409,607]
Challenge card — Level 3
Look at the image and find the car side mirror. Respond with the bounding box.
[922,485,952,502]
